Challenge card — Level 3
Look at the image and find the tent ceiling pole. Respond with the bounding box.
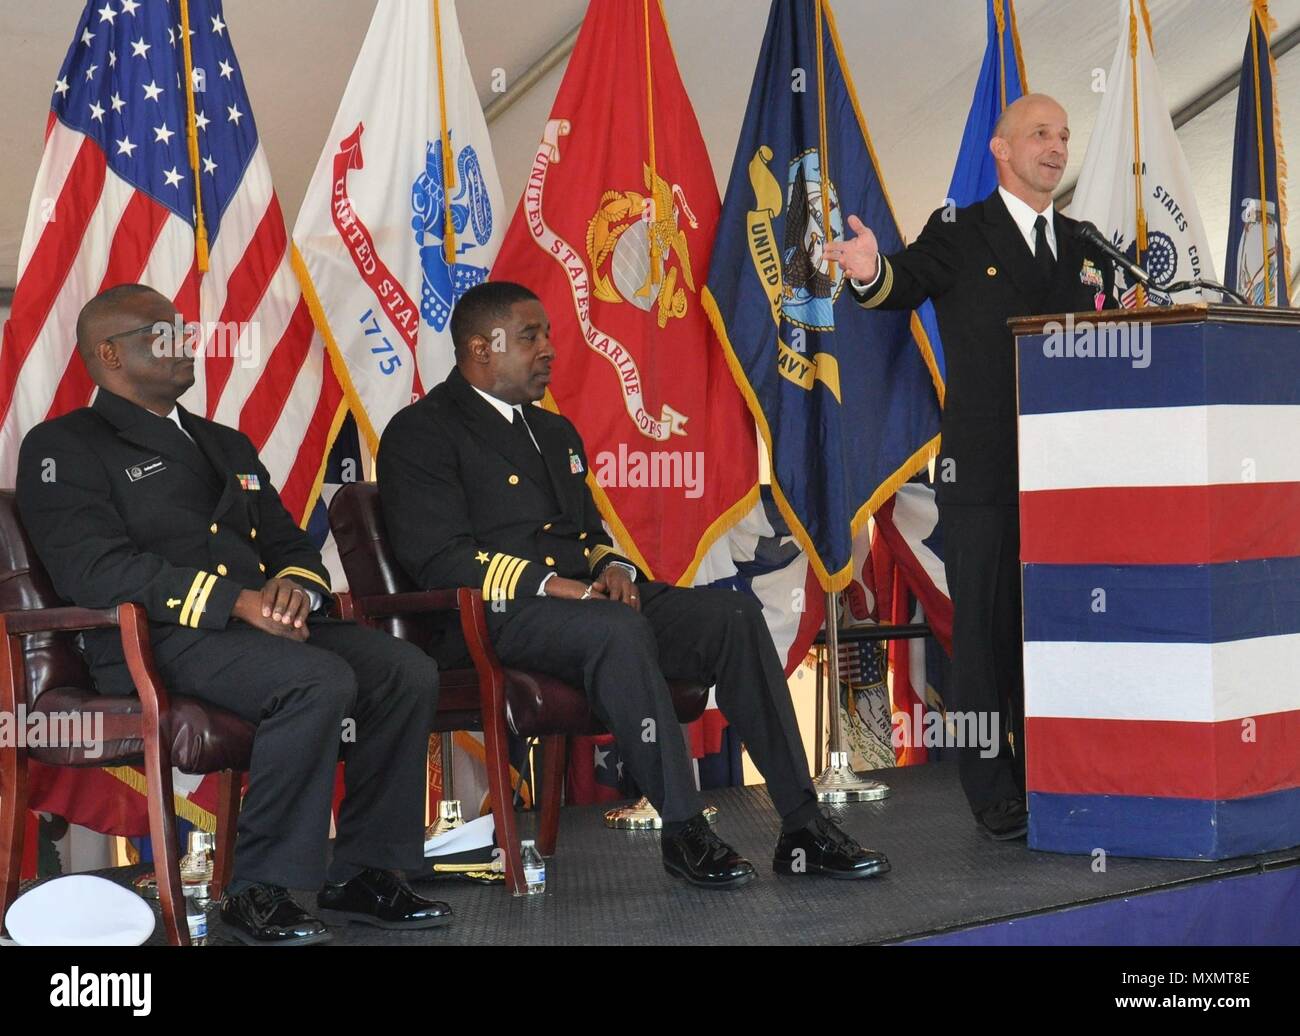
[483,21,582,125]
[1056,21,1300,209]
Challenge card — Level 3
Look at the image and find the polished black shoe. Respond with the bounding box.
[974,798,1029,840]
[317,868,453,929]
[662,814,755,889]
[773,812,891,879]
[218,883,332,946]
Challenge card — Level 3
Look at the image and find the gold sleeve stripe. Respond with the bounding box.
[274,566,330,593]
[857,256,894,309]
[505,558,529,598]
[178,571,208,626]
[188,574,219,628]
[588,544,618,571]
[492,557,524,601]
[482,554,508,597]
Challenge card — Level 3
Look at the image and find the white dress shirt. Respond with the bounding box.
[469,384,635,594]
[996,185,1057,259]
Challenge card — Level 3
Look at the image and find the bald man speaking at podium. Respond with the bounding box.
[824,94,1117,839]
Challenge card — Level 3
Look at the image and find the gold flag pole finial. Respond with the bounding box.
[178,0,209,273]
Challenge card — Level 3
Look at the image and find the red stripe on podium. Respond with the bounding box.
[1019,483,1300,564]
[1025,712,1300,800]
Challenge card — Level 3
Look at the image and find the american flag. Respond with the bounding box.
[0,0,343,523]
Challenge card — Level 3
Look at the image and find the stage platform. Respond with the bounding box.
[21,761,1300,946]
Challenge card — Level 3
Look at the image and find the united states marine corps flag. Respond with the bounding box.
[1224,0,1292,307]
[702,0,942,591]
[490,0,759,586]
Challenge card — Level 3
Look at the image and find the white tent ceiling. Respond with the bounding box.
[2,0,1298,293]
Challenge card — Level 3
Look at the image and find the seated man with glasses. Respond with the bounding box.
[16,283,446,945]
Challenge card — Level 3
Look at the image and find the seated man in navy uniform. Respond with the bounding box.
[16,284,447,945]
[378,280,890,889]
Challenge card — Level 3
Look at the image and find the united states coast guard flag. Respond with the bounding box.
[1068,0,1216,306]
[293,0,504,455]
[918,0,1028,388]
[1224,0,1292,307]
[703,0,942,591]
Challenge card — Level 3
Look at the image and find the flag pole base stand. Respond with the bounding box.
[814,752,890,803]
[604,797,719,830]
[424,799,466,841]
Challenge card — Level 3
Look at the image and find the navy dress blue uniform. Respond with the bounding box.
[16,389,437,890]
[378,368,819,829]
[853,189,1117,813]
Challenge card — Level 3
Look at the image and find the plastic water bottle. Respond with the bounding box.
[184,891,208,945]
[520,840,546,895]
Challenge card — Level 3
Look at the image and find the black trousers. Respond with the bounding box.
[488,584,818,826]
[938,503,1026,813]
[151,619,438,889]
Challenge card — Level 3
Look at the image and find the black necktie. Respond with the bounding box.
[511,407,538,453]
[1034,214,1056,278]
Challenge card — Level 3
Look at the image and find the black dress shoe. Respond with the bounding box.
[218,883,332,946]
[662,814,755,890]
[317,868,453,929]
[974,798,1029,840]
[774,812,891,879]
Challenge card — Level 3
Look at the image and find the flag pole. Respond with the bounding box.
[1129,0,1148,306]
[604,0,718,833]
[432,0,458,267]
[814,591,889,802]
[1250,4,1273,305]
[178,0,209,273]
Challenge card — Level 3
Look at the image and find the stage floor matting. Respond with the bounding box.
[20,761,1300,945]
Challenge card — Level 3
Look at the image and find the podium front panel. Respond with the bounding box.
[1015,311,1300,860]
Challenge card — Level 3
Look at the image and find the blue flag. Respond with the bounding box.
[1224,1,1292,306]
[918,0,1028,386]
[703,0,941,591]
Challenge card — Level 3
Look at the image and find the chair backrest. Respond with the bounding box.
[327,482,440,654]
[0,490,94,705]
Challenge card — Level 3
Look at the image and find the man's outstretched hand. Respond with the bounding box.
[822,214,880,284]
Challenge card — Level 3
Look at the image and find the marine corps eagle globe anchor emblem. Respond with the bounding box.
[585,165,699,329]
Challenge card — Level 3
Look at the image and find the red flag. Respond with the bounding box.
[491,0,757,585]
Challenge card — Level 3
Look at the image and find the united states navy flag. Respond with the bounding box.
[703,0,942,591]
[1224,0,1292,307]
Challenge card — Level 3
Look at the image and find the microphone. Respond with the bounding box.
[1074,220,1152,287]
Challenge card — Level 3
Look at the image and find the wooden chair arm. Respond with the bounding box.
[0,605,119,636]
[352,588,461,619]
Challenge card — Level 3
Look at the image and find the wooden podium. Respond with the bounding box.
[1011,304,1300,860]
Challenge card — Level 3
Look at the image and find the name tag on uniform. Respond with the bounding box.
[237,473,261,491]
[125,457,165,482]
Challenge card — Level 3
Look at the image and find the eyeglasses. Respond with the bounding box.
[103,318,202,355]
[104,322,168,343]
